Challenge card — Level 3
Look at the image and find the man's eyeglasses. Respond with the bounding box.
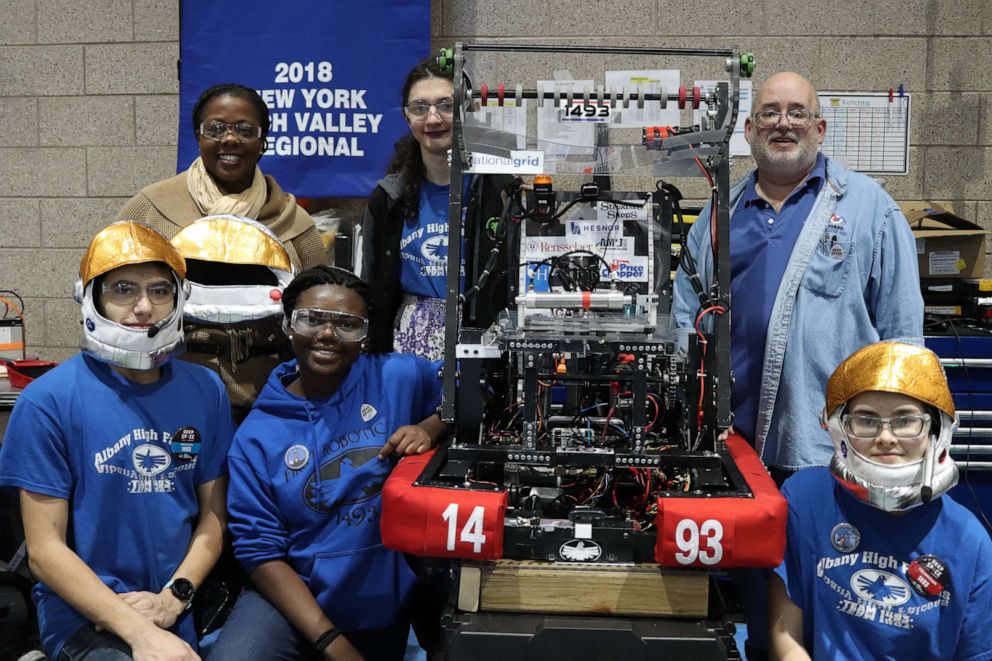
[751,108,818,129]
[101,280,177,306]
[289,308,369,342]
[199,120,263,142]
[842,413,931,440]
[404,99,456,119]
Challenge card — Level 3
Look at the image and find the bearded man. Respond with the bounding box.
[672,71,923,660]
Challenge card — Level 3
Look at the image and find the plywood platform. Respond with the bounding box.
[457,560,709,618]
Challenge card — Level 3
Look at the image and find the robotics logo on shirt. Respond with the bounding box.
[421,235,449,263]
[93,427,190,494]
[304,446,387,514]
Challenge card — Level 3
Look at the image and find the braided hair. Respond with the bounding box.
[386,58,454,219]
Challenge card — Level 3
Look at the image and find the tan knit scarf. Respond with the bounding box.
[185,156,267,218]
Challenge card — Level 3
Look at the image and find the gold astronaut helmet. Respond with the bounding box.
[170,215,295,325]
[822,341,958,512]
[75,222,189,370]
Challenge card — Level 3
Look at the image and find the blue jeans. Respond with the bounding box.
[207,590,410,661]
[57,625,132,661]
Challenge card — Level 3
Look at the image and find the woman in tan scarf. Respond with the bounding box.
[116,83,327,419]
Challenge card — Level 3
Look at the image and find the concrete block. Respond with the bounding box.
[134,0,179,42]
[950,201,977,221]
[551,0,656,37]
[85,43,179,95]
[0,148,87,197]
[927,38,992,92]
[40,97,134,147]
[763,0,874,36]
[46,297,84,349]
[980,93,992,146]
[873,0,984,36]
[0,0,36,45]
[976,202,992,233]
[41,198,125,247]
[875,146,925,201]
[655,0,766,36]
[745,38,820,86]
[35,346,79,363]
[37,0,132,44]
[0,248,81,298]
[443,0,550,37]
[0,199,41,248]
[0,97,38,146]
[431,0,443,38]
[910,92,979,146]
[136,95,179,146]
[817,38,926,92]
[0,46,85,96]
[86,146,177,197]
[922,146,992,201]
[16,298,47,354]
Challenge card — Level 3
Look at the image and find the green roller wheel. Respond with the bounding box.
[739,52,756,78]
[436,47,454,74]
[485,216,501,236]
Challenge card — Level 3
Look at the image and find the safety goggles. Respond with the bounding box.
[289,308,369,341]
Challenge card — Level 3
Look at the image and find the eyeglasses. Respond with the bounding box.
[101,280,177,306]
[199,120,263,142]
[842,413,931,440]
[751,108,818,129]
[404,99,456,119]
[289,308,369,342]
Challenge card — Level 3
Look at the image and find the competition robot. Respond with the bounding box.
[380,43,782,659]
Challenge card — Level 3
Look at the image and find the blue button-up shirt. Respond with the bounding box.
[672,155,923,470]
[730,154,826,442]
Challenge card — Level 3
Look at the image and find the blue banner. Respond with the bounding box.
[178,1,430,198]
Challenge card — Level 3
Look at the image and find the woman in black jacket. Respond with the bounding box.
[361,58,512,359]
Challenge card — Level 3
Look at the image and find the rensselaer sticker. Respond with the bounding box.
[907,554,950,599]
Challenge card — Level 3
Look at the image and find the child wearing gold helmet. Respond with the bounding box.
[0,222,234,660]
[769,341,992,660]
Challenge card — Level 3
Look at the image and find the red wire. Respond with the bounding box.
[644,393,661,432]
[694,305,726,426]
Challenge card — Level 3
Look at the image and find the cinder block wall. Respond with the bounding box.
[2,0,990,360]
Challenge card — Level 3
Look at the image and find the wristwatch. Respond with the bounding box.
[164,578,195,611]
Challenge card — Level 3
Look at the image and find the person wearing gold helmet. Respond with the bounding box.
[169,213,298,421]
[0,222,235,660]
[768,341,992,661]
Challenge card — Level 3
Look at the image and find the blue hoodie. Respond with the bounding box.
[227,352,442,630]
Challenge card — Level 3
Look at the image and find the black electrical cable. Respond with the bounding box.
[462,187,516,305]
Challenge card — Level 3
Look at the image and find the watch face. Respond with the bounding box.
[170,578,195,601]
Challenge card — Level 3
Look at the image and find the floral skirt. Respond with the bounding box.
[393,293,447,361]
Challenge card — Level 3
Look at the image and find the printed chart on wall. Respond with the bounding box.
[818,92,911,175]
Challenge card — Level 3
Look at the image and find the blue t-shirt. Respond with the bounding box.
[0,354,234,657]
[729,153,826,441]
[775,467,992,661]
[399,180,466,298]
[227,352,442,630]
